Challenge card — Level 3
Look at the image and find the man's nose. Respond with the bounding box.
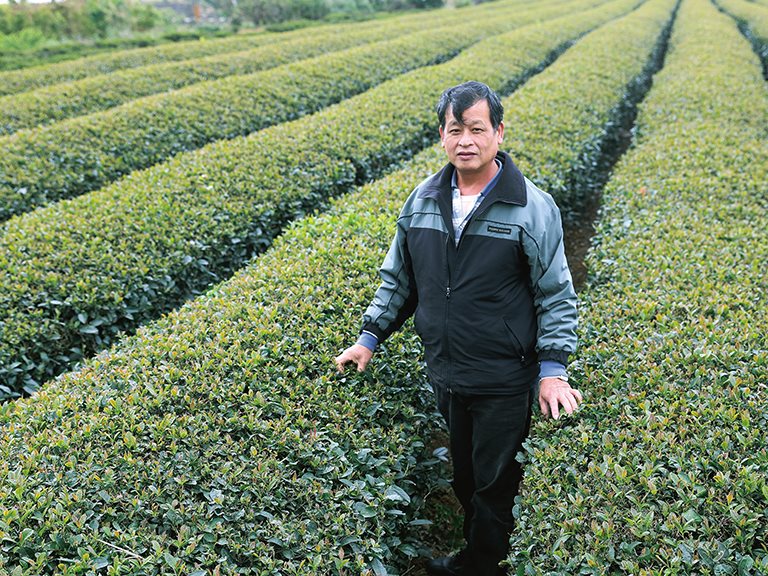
[458,131,472,146]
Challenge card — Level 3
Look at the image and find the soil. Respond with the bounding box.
[562,189,602,292]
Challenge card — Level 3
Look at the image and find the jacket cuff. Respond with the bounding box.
[361,322,387,343]
[356,331,379,352]
[537,349,571,366]
[538,360,567,380]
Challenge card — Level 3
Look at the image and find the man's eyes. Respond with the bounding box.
[449,127,484,135]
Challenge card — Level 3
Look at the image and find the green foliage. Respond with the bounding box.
[237,0,332,25]
[0,5,519,222]
[208,0,442,27]
[0,28,238,72]
[0,0,538,97]
[0,0,638,397]
[508,0,768,572]
[716,0,768,68]
[0,0,527,135]
[0,170,443,572]
[0,27,280,97]
[499,0,676,213]
[2,0,762,572]
[0,27,47,52]
[0,0,173,43]
[0,0,681,564]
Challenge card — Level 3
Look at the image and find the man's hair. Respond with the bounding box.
[436,81,504,130]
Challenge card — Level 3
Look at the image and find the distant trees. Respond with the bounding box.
[204,0,444,28]
[0,0,446,54]
[0,0,172,49]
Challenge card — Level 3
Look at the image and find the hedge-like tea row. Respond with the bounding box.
[716,0,768,67]
[0,1,686,571]
[0,30,284,97]
[0,22,431,135]
[0,29,239,72]
[0,0,637,399]
[0,26,471,220]
[0,0,587,221]
[0,155,447,576]
[508,0,768,572]
[497,0,676,212]
[0,0,531,98]
[0,0,534,135]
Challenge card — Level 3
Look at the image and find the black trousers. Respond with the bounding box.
[434,383,534,576]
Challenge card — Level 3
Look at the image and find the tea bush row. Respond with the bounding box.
[0,0,591,221]
[0,2,684,571]
[496,0,676,213]
[0,0,532,135]
[0,29,284,97]
[716,0,768,67]
[0,24,469,220]
[509,0,768,572]
[0,165,445,574]
[0,28,240,72]
[0,7,455,98]
[0,0,533,98]
[0,0,638,398]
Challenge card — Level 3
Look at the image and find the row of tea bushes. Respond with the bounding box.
[0,0,532,96]
[0,28,241,72]
[716,0,768,64]
[508,0,768,572]
[0,24,475,221]
[0,156,446,574]
[0,0,531,98]
[0,0,686,567]
[0,21,434,135]
[0,0,536,135]
[0,1,468,98]
[497,0,676,214]
[0,0,638,398]
[0,0,590,221]
[0,29,285,97]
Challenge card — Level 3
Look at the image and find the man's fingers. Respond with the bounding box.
[563,388,583,415]
[561,391,577,416]
[539,381,583,420]
[549,397,560,420]
[334,353,351,373]
[570,387,584,404]
[538,394,550,417]
[335,345,373,373]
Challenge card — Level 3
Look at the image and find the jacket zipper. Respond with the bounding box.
[444,233,452,393]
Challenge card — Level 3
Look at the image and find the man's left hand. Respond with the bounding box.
[538,378,582,420]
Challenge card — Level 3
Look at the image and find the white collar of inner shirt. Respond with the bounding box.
[450,158,502,196]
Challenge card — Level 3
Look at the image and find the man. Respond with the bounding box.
[335,81,582,575]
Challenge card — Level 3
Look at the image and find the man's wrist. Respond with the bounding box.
[539,360,568,382]
[356,331,379,352]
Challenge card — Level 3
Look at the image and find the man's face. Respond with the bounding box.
[439,99,504,178]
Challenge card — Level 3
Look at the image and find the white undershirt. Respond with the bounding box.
[459,192,481,219]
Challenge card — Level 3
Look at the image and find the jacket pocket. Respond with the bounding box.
[503,316,527,358]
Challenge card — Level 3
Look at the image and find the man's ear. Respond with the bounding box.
[497,121,505,143]
[439,125,445,147]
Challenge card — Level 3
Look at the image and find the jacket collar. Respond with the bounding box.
[417,151,528,207]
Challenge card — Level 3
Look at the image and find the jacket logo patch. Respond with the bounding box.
[487,225,512,235]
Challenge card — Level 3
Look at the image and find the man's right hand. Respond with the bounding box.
[334,344,373,373]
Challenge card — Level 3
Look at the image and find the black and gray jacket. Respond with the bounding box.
[362,151,577,395]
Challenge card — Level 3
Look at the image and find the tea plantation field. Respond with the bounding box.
[0,0,766,573]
